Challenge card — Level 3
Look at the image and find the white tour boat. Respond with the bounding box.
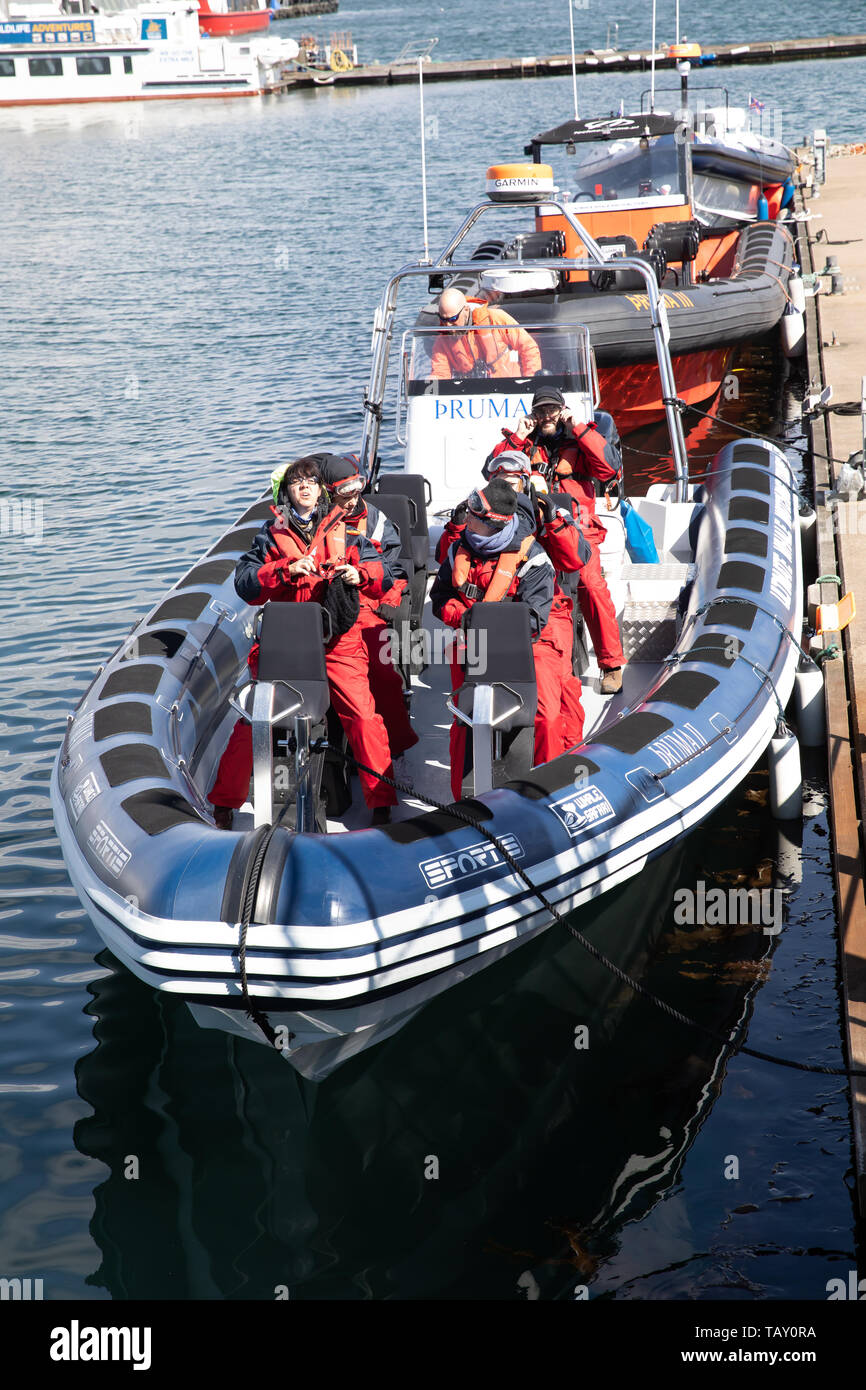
[0,0,299,104]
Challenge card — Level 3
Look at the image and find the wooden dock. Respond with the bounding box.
[272,1,337,17]
[797,149,866,1213]
[279,33,866,92]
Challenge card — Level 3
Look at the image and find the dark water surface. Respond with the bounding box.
[0,3,862,1303]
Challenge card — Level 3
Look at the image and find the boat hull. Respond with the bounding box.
[52,439,803,1079]
[198,8,271,35]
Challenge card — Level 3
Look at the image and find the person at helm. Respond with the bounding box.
[430,288,542,381]
[430,479,584,801]
[488,383,626,694]
[208,456,398,828]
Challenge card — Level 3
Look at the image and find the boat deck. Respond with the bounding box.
[233,523,685,834]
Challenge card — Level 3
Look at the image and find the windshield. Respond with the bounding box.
[407,322,592,396]
[561,134,687,204]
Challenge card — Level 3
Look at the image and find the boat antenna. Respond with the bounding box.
[649,0,657,111]
[418,56,431,264]
[675,0,680,44]
[567,0,579,120]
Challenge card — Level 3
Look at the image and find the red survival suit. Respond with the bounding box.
[208,501,396,812]
[490,419,625,670]
[345,499,418,760]
[430,530,585,801]
[430,303,542,380]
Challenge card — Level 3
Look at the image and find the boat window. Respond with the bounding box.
[558,134,687,204]
[123,55,133,74]
[28,57,64,76]
[0,59,14,77]
[692,171,756,226]
[76,55,111,75]
[407,322,592,397]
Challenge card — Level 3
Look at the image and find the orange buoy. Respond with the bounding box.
[485,163,555,202]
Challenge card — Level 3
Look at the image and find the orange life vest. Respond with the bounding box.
[451,533,535,604]
[268,505,347,569]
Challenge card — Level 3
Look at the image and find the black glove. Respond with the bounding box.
[536,492,557,524]
[450,501,469,526]
[377,602,405,625]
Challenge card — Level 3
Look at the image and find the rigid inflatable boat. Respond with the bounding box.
[52,195,803,1081]
[435,108,798,432]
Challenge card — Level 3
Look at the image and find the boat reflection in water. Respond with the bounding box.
[74,786,789,1300]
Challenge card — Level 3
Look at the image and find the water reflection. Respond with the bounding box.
[75,776,794,1300]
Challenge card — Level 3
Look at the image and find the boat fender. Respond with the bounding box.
[798,506,817,577]
[757,192,769,222]
[788,271,806,315]
[620,498,659,563]
[768,719,802,820]
[794,657,826,747]
[781,304,805,359]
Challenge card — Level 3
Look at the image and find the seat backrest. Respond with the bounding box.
[369,492,417,571]
[643,219,701,265]
[375,474,430,568]
[257,601,330,720]
[458,603,537,729]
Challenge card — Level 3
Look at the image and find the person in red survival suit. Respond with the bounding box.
[489,383,626,694]
[430,480,584,803]
[208,456,398,828]
[316,453,419,762]
[435,451,590,759]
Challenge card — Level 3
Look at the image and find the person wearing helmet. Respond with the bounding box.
[430,479,584,801]
[208,457,398,828]
[316,454,418,761]
[430,288,542,381]
[488,384,626,693]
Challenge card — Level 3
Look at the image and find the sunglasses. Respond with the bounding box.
[334,479,363,496]
[534,405,562,417]
[438,311,462,324]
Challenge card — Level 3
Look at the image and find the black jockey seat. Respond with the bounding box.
[449,604,538,797]
[239,603,330,830]
[370,481,430,681]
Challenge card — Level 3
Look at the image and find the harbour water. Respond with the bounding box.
[0,0,863,1306]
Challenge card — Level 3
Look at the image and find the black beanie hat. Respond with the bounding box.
[315,454,363,489]
[467,480,519,531]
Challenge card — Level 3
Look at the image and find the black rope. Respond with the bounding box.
[237,825,279,1046]
[331,749,866,1079]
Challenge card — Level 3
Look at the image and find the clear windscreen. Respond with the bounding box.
[558,133,687,203]
[407,322,592,396]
